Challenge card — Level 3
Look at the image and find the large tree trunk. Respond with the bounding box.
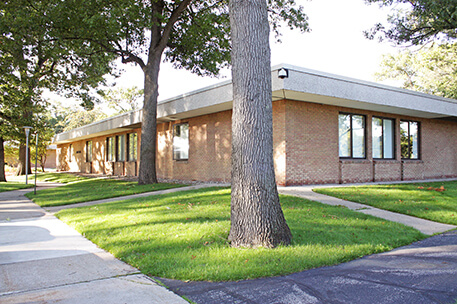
[228,0,292,248]
[0,137,6,182]
[16,144,31,176]
[138,54,161,185]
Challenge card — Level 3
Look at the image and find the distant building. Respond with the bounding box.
[53,65,457,185]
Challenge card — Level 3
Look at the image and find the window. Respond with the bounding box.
[128,133,137,161]
[372,117,394,159]
[107,137,115,161]
[400,120,420,159]
[69,144,73,161]
[339,113,366,158]
[86,141,93,162]
[117,134,126,162]
[173,123,189,160]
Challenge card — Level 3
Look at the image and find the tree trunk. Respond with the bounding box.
[138,54,161,184]
[228,0,292,248]
[40,154,47,173]
[16,144,31,176]
[0,137,6,182]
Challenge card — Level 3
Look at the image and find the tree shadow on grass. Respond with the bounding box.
[56,188,426,281]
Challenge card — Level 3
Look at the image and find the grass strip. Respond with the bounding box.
[27,178,188,207]
[56,187,425,282]
[7,172,90,184]
[314,180,457,225]
[0,182,33,192]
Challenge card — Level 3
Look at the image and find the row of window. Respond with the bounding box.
[84,133,138,163]
[338,113,419,160]
[83,124,190,163]
[83,116,416,164]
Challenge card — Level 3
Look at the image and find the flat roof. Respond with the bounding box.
[54,64,457,144]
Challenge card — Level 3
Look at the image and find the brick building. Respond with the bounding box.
[53,65,457,185]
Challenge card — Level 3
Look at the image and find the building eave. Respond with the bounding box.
[53,64,457,145]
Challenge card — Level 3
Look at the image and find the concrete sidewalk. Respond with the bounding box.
[277,182,457,235]
[0,184,187,304]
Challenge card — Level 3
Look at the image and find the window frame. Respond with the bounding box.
[106,137,116,162]
[338,113,367,159]
[127,132,138,162]
[117,134,126,162]
[173,123,189,161]
[372,116,395,160]
[68,144,73,161]
[86,140,93,162]
[400,120,420,160]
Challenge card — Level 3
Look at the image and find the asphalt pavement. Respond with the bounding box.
[164,231,457,304]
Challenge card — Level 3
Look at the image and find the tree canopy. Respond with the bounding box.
[376,43,457,98]
[366,0,457,45]
[55,0,309,184]
[1,0,117,175]
[1,0,309,182]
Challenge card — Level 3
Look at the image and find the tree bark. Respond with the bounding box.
[0,137,6,182]
[228,0,292,247]
[16,144,31,176]
[40,154,47,173]
[138,54,161,184]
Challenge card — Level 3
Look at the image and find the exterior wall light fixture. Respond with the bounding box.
[278,68,289,79]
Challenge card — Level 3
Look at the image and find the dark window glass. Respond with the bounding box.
[107,137,115,161]
[86,141,93,162]
[173,123,189,160]
[128,133,137,161]
[117,135,125,161]
[372,117,394,159]
[339,114,365,158]
[400,120,420,159]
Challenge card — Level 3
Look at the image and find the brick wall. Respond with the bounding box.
[273,101,287,185]
[285,101,340,185]
[57,128,141,176]
[57,100,457,184]
[156,111,233,182]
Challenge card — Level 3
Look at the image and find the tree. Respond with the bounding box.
[376,43,457,98]
[228,0,292,248]
[60,0,308,184]
[55,107,108,133]
[98,86,144,114]
[0,0,116,176]
[366,0,457,45]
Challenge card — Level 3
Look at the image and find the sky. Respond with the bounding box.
[111,0,403,102]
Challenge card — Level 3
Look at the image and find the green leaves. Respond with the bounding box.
[376,43,457,99]
[366,0,457,45]
[0,0,117,145]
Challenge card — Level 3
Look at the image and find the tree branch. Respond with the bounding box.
[155,0,193,54]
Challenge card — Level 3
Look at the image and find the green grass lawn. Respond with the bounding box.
[7,172,89,184]
[27,178,188,207]
[314,181,457,225]
[0,181,33,192]
[56,187,425,282]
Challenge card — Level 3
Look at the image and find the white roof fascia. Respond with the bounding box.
[53,109,143,144]
[274,64,457,119]
[54,64,457,144]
